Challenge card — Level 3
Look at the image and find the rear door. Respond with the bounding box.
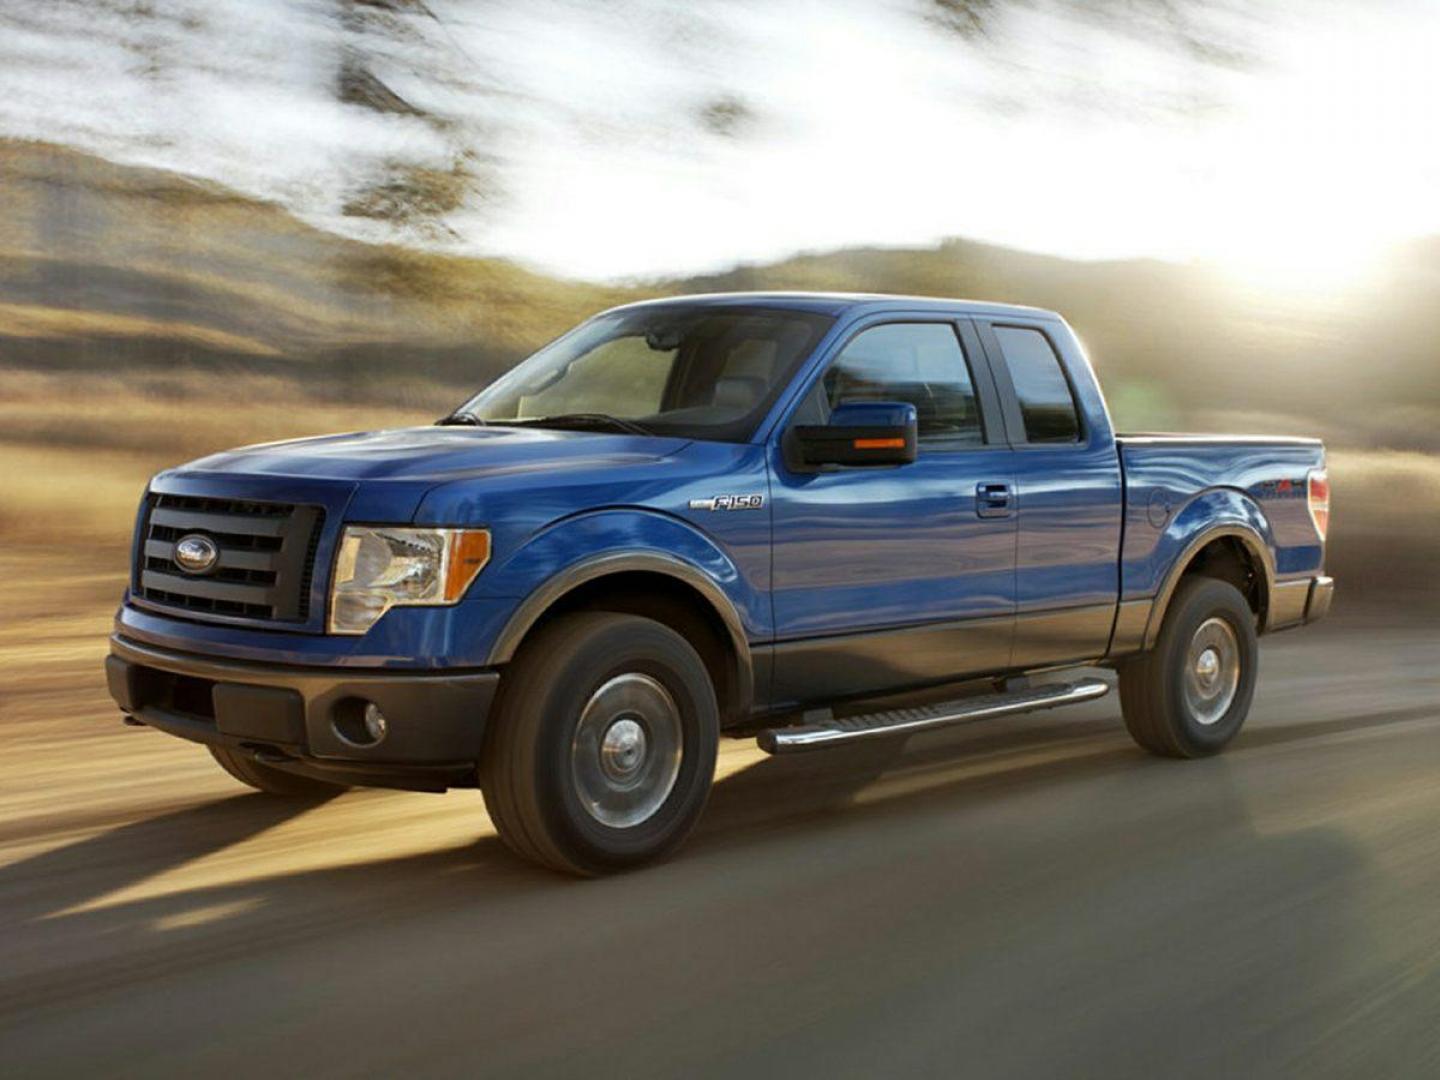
[767,315,1018,705]
[974,317,1123,668]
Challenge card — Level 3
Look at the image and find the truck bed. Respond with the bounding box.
[1115,432,1327,609]
[1117,433,1324,447]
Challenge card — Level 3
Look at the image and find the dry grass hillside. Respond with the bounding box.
[1,374,1432,622]
[678,239,1440,450]
[1,138,1436,628]
[0,140,639,407]
[7,137,1440,443]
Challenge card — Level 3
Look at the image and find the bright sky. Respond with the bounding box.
[2,0,1438,284]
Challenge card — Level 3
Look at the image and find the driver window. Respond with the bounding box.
[821,323,983,445]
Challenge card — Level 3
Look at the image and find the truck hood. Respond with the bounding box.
[180,425,691,484]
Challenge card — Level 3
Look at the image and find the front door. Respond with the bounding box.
[768,317,1018,706]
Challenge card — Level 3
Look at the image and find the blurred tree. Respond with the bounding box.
[927,0,998,39]
[341,155,479,233]
[697,95,756,138]
[332,0,492,237]
[924,0,1254,68]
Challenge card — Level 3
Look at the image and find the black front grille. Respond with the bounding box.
[136,494,325,623]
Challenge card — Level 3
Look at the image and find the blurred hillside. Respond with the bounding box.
[680,242,1440,451]
[2,138,1438,612]
[5,139,1439,451]
[0,140,633,412]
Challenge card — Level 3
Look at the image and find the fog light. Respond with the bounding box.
[363,702,388,744]
[333,698,389,748]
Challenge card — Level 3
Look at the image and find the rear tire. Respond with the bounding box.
[208,745,348,797]
[480,611,720,876]
[1119,576,1259,758]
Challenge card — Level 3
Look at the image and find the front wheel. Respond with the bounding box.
[1119,577,1259,758]
[480,612,720,875]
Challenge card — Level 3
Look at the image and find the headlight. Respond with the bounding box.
[329,527,491,635]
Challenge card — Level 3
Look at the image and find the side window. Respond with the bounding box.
[821,322,983,444]
[993,326,1082,443]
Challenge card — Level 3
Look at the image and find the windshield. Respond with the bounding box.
[458,306,833,441]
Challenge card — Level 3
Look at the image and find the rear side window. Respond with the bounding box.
[821,322,983,445]
[993,326,1081,443]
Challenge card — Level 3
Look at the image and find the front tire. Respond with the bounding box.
[481,612,720,876]
[1119,577,1259,758]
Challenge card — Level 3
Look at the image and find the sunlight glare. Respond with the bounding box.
[1206,225,1389,300]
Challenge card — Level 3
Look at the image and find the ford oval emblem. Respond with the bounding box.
[173,533,220,575]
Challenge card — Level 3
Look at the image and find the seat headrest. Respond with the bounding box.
[712,375,768,412]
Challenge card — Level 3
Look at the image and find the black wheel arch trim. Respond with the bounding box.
[1142,524,1277,650]
[484,552,755,718]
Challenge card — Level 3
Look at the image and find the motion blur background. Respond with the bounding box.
[3,0,1438,625]
[0,0,1434,610]
[4,4,1440,1074]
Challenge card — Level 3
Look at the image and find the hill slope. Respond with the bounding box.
[4,138,1439,447]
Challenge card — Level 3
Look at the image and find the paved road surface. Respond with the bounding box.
[2,614,1438,1077]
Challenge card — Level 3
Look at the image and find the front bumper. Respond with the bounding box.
[106,635,500,792]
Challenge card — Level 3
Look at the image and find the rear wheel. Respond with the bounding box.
[208,745,348,797]
[481,611,719,875]
[1120,577,1259,758]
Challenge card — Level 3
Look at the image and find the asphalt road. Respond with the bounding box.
[2,613,1438,1078]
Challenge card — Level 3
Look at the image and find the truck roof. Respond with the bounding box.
[608,291,1061,321]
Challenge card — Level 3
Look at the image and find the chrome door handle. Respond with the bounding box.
[976,482,1013,518]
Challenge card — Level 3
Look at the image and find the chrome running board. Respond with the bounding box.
[756,677,1111,754]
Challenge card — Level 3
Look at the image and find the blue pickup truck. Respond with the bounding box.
[107,292,1333,874]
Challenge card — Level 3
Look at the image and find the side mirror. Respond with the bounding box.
[792,401,918,468]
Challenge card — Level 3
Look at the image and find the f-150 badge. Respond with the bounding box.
[689,494,764,511]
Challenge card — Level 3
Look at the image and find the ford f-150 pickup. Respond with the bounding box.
[107,292,1334,874]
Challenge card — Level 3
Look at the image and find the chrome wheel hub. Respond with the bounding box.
[571,674,683,828]
[599,718,647,782]
[1184,617,1241,726]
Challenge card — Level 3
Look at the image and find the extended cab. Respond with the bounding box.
[107,293,1334,873]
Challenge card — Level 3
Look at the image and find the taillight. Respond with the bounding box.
[1307,468,1330,541]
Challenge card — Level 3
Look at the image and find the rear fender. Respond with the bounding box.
[1141,488,1277,649]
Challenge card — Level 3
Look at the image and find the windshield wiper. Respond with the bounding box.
[509,413,654,436]
[435,411,487,427]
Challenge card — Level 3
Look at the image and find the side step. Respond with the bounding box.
[756,677,1110,754]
